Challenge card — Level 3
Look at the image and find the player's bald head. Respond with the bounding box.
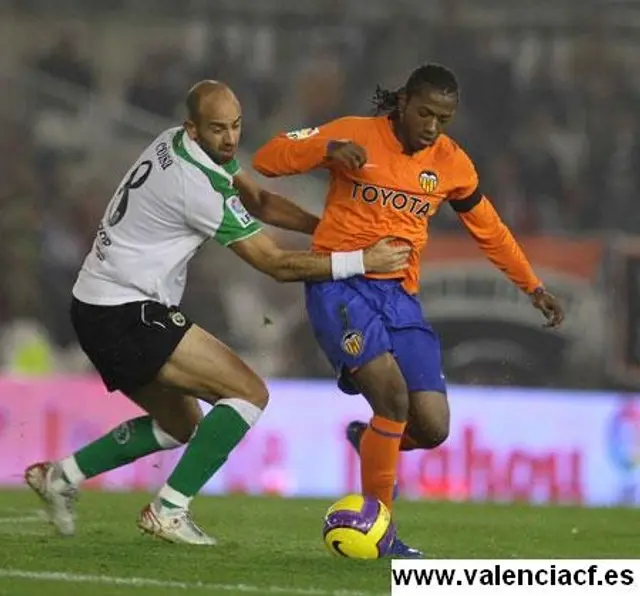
[184,80,243,165]
[186,80,240,124]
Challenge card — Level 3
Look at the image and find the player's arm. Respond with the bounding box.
[183,171,408,282]
[451,190,542,292]
[252,117,366,177]
[228,232,410,283]
[233,169,319,235]
[448,156,564,327]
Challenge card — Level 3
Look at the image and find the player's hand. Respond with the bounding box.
[362,238,412,274]
[326,140,367,170]
[530,287,564,329]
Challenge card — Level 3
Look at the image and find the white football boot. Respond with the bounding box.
[137,502,217,546]
[24,461,78,536]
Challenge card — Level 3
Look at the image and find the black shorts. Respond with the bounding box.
[70,297,193,395]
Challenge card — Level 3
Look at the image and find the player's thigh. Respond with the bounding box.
[305,279,392,377]
[126,381,203,444]
[306,280,408,406]
[305,280,404,414]
[351,353,410,422]
[390,326,450,447]
[157,324,269,408]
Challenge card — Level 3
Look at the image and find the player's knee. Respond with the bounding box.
[420,423,450,448]
[361,369,409,421]
[409,418,450,449]
[432,421,450,447]
[353,353,410,421]
[372,385,409,422]
[170,422,197,445]
[387,391,410,422]
[153,418,197,446]
[407,391,450,448]
[235,376,270,410]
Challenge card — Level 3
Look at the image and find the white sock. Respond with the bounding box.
[157,484,192,511]
[57,456,86,487]
[216,397,263,426]
[151,420,185,448]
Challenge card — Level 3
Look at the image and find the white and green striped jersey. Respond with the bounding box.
[73,127,262,307]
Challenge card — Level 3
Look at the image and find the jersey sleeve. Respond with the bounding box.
[447,143,482,212]
[444,143,542,292]
[183,169,262,246]
[215,194,262,246]
[456,197,542,293]
[252,117,362,177]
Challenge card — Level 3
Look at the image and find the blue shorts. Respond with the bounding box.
[305,277,446,395]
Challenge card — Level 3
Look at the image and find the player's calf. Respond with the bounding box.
[346,421,400,502]
[351,354,409,512]
[142,394,265,545]
[142,326,269,541]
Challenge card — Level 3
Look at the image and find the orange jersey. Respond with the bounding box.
[253,116,541,294]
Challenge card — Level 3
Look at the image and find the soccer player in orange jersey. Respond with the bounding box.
[253,64,564,557]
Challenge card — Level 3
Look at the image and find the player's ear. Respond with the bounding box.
[184,120,198,140]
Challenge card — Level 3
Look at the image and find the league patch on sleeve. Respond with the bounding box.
[226,195,254,228]
[285,127,320,140]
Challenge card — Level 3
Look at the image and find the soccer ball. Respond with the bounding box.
[322,494,396,559]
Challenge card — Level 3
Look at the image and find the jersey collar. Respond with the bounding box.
[378,115,442,157]
[180,129,233,183]
[378,115,405,153]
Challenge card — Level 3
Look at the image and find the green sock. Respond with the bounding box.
[60,416,182,482]
[159,401,260,507]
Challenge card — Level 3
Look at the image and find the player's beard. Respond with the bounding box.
[197,138,235,165]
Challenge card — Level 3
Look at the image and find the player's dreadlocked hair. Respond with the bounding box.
[372,64,459,117]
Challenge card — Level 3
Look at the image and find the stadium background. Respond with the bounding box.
[0,0,639,507]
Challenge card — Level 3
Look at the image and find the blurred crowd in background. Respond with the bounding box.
[0,0,638,389]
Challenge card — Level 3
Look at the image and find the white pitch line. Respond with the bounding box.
[0,515,43,524]
[0,529,45,536]
[0,569,385,596]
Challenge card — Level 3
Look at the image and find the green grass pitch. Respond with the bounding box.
[0,489,636,596]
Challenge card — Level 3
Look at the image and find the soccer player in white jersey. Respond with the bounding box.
[24,81,410,545]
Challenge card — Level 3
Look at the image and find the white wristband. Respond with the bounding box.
[331,250,365,280]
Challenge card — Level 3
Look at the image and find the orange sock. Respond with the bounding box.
[400,431,421,451]
[360,415,406,512]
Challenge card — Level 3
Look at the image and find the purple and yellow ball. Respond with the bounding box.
[322,494,396,559]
